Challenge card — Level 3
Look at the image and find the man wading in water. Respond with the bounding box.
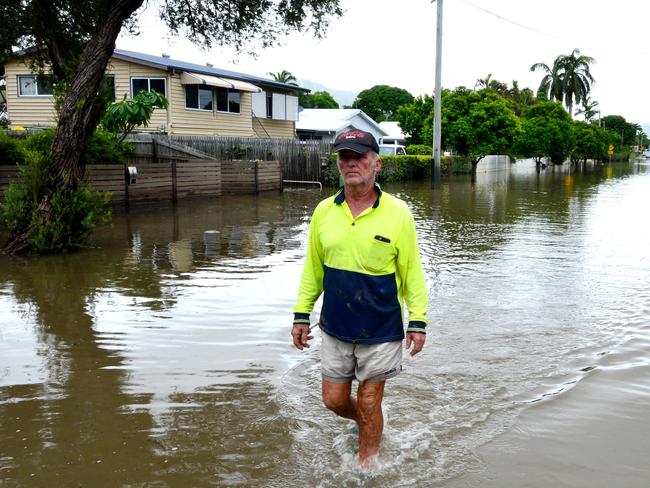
[291,130,429,468]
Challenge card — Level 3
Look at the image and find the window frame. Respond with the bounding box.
[17,75,54,97]
[184,84,214,112]
[130,76,167,98]
[215,87,241,115]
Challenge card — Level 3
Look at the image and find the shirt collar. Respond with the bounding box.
[334,183,382,208]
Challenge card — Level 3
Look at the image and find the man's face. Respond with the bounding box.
[337,149,381,186]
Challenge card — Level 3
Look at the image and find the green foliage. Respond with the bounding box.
[21,128,130,164]
[601,115,639,146]
[353,85,414,122]
[443,89,520,165]
[322,154,464,186]
[85,130,133,164]
[572,121,608,162]
[394,95,434,145]
[406,144,433,155]
[299,91,339,108]
[21,129,55,154]
[513,101,574,164]
[530,48,595,116]
[0,133,26,165]
[101,91,169,142]
[267,70,297,85]
[0,151,111,251]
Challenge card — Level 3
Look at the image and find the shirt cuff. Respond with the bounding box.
[406,321,426,334]
[293,313,310,325]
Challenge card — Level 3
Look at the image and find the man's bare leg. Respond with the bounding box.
[357,380,385,468]
[322,379,359,421]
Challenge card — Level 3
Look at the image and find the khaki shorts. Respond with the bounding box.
[320,331,402,384]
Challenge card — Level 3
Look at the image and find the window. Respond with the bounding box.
[266,94,273,119]
[215,87,240,114]
[18,75,54,96]
[131,77,166,97]
[185,85,213,111]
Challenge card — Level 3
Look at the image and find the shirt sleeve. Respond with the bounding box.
[293,205,325,324]
[395,206,429,333]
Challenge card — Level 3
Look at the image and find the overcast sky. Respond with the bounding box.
[117,0,649,126]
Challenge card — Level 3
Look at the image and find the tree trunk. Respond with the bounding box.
[3,0,144,254]
[51,0,144,190]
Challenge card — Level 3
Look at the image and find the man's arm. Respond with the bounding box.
[292,206,325,349]
[396,207,429,355]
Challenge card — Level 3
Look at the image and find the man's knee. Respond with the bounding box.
[322,389,349,413]
[357,382,384,422]
[322,381,353,414]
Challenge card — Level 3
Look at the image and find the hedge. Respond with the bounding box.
[322,154,471,186]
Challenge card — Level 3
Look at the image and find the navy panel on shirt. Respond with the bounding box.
[320,265,404,344]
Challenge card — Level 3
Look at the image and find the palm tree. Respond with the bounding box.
[530,56,565,103]
[560,49,595,117]
[530,49,595,117]
[575,96,599,122]
[267,70,298,86]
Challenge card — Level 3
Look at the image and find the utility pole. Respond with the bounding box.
[432,0,443,188]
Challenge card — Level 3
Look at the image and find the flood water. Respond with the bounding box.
[1,159,649,487]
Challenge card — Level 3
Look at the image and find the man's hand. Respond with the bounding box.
[291,324,314,351]
[405,332,426,356]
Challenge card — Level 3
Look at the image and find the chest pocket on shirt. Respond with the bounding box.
[365,239,395,273]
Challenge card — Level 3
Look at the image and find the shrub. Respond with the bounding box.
[406,144,433,155]
[323,154,436,186]
[21,128,130,164]
[0,150,111,252]
[0,132,26,165]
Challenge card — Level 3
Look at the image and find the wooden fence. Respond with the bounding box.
[129,134,331,183]
[0,159,280,205]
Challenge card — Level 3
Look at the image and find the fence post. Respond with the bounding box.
[254,160,259,194]
[172,160,177,202]
[123,164,130,207]
[152,138,158,164]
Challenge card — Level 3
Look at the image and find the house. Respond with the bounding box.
[2,49,309,138]
[295,109,388,143]
[378,121,406,146]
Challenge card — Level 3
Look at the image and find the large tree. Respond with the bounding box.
[352,85,413,122]
[394,94,434,145]
[443,88,520,170]
[299,90,339,108]
[1,0,342,253]
[513,101,574,167]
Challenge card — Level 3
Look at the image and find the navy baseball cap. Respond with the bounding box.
[332,130,380,154]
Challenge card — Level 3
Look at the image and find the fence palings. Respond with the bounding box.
[128,134,331,183]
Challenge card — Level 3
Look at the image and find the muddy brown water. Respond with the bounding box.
[1,159,649,487]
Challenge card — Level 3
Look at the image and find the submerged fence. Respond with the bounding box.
[0,159,282,205]
[127,134,331,183]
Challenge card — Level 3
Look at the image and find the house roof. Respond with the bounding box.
[296,109,389,136]
[113,49,309,93]
[378,121,406,140]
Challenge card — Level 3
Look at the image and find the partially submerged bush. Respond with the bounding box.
[0,151,111,252]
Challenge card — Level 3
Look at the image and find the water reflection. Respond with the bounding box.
[1,162,649,486]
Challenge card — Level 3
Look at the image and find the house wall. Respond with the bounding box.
[4,58,57,128]
[166,72,254,136]
[4,56,299,138]
[252,117,295,139]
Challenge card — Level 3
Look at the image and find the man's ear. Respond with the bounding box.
[375,158,382,172]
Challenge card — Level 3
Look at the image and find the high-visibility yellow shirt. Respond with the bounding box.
[293,185,428,344]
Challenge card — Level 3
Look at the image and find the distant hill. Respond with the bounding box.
[297,79,357,108]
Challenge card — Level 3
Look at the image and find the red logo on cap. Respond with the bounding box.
[341,130,366,140]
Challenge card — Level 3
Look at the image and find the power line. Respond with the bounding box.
[457,0,555,37]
